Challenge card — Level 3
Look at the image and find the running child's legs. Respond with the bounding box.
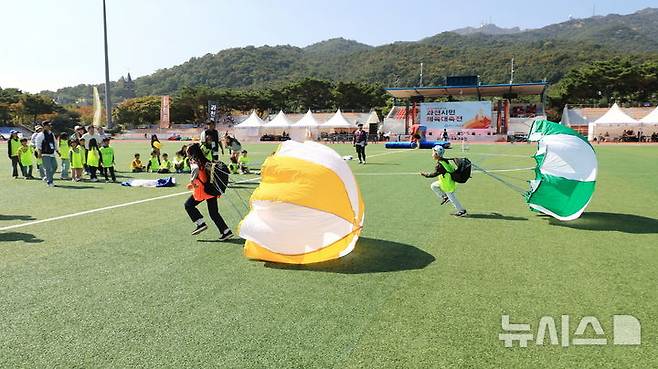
[184,196,229,234]
[205,197,230,234]
[430,182,465,212]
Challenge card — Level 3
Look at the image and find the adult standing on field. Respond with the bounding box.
[35,121,58,187]
[7,130,20,178]
[72,125,85,142]
[200,120,223,161]
[353,122,368,164]
[31,125,45,179]
[81,125,101,150]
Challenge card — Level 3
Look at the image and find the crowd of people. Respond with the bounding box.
[6,121,252,187]
[6,122,116,186]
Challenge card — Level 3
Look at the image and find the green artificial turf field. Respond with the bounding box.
[1,141,657,368]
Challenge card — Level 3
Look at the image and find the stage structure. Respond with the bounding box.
[385,78,548,135]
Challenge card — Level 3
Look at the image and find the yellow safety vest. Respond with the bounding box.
[59,140,70,159]
[87,148,100,167]
[70,147,84,169]
[9,138,20,157]
[18,146,33,166]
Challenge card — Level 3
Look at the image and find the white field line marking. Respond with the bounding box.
[0,177,260,232]
[354,167,534,176]
[367,150,415,158]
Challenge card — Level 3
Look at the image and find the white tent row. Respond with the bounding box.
[587,103,658,140]
[234,109,375,141]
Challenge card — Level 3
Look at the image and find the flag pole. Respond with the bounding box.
[102,0,113,129]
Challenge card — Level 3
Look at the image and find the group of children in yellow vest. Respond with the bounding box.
[130,143,251,176]
[7,131,116,183]
[9,131,252,182]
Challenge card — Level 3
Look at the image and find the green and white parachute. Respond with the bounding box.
[526,120,597,221]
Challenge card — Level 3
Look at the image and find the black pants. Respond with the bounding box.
[184,195,229,233]
[103,166,116,181]
[20,164,33,178]
[356,145,366,162]
[10,156,19,177]
[90,166,98,179]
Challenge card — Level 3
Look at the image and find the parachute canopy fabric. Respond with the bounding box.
[239,141,365,264]
[527,120,597,221]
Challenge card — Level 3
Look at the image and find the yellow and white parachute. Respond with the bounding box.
[239,141,364,264]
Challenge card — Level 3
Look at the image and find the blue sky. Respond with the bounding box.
[1,0,656,92]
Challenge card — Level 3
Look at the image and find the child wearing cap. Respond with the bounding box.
[420,145,467,217]
[17,138,35,179]
[69,139,85,182]
[100,137,116,182]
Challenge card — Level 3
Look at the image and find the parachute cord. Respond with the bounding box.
[472,163,529,195]
[214,166,255,212]
[481,170,531,183]
[213,174,251,219]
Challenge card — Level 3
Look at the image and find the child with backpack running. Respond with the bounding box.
[420,145,467,217]
[184,143,233,241]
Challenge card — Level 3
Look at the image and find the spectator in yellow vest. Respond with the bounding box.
[7,130,20,178]
[17,138,35,179]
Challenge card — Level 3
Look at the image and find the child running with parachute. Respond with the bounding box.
[184,143,234,241]
[420,145,470,217]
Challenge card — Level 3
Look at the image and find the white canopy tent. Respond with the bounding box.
[290,109,320,141]
[321,109,355,131]
[560,105,588,127]
[588,103,638,141]
[234,111,265,141]
[640,106,658,123]
[366,110,381,125]
[263,110,292,134]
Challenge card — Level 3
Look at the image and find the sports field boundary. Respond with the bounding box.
[0,177,260,232]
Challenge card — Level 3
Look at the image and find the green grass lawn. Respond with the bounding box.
[1,141,657,368]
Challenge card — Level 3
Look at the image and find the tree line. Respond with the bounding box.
[2,57,658,133]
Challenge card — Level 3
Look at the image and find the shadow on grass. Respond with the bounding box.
[0,232,43,243]
[55,184,99,190]
[549,212,658,234]
[264,237,435,274]
[0,214,36,221]
[467,213,528,221]
[197,238,244,245]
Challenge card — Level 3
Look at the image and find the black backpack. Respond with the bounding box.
[203,161,229,196]
[450,158,472,184]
